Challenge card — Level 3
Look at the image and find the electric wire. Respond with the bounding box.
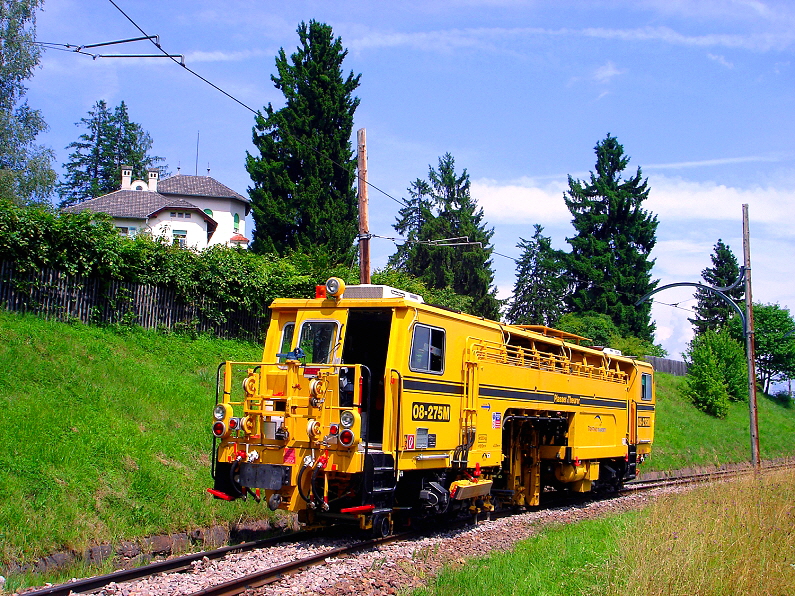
[105,0,408,208]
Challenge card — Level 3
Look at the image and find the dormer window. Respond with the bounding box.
[134,184,144,191]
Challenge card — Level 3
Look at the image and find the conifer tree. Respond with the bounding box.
[57,100,166,207]
[505,224,567,326]
[247,20,360,262]
[564,134,658,341]
[689,239,743,334]
[390,153,500,319]
[0,0,56,205]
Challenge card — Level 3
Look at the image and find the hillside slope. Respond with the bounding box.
[0,311,263,564]
[644,372,795,472]
[1,311,793,564]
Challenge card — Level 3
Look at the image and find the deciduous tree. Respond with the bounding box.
[0,0,55,205]
[729,303,795,394]
[247,20,360,262]
[564,134,658,341]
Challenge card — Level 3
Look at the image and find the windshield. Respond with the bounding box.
[298,321,338,364]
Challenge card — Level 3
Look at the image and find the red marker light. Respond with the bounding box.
[315,285,327,299]
[339,429,355,447]
[329,423,340,436]
[212,421,226,437]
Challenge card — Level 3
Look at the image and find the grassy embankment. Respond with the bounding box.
[415,376,795,596]
[0,310,264,568]
[415,467,795,596]
[2,309,795,590]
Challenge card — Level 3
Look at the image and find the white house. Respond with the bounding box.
[64,166,251,250]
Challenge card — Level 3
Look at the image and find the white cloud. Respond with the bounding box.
[593,60,626,83]
[348,24,795,54]
[472,177,569,225]
[646,175,795,229]
[707,53,734,67]
[185,49,267,63]
[645,155,780,169]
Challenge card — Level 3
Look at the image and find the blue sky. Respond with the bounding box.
[27,0,795,360]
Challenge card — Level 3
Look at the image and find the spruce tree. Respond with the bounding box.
[506,224,567,326]
[246,20,360,262]
[689,239,743,334]
[57,100,166,207]
[564,134,658,341]
[390,153,500,319]
[0,0,56,205]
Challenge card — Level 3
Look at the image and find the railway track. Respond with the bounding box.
[20,459,795,596]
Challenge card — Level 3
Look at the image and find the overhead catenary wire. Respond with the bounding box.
[105,0,408,208]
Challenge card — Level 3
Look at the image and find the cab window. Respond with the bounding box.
[277,322,295,363]
[641,372,653,401]
[410,324,445,373]
[298,321,339,364]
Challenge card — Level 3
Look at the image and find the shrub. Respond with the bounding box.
[684,329,747,417]
[556,313,667,358]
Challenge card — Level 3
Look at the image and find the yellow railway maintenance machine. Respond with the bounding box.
[209,278,655,535]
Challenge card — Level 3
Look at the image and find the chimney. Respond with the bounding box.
[121,165,132,190]
[148,168,159,192]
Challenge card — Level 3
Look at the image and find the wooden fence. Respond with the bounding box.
[646,355,689,376]
[0,261,267,342]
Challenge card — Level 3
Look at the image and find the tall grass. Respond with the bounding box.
[610,469,795,595]
[0,311,264,564]
[418,470,795,596]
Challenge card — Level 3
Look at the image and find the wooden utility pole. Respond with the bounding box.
[742,204,761,470]
[357,128,371,284]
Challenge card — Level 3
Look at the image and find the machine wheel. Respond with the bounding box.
[372,514,391,538]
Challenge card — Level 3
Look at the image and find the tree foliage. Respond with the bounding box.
[247,20,360,262]
[689,239,744,335]
[0,201,475,329]
[505,224,567,326]
[555,312,666,358]
[57,100,167,207]
[564,134,658,341]
[0,0,55,205]
[389,153,500,319]
[684,329,747,417]
[729,303,795,394]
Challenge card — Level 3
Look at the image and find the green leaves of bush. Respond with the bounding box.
[0,202,475,331]
[684,329,747,417]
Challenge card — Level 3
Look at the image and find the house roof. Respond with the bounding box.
[230,233,250,243]
[158,175,249,203]
[63,190,202,220]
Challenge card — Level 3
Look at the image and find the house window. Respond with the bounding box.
[134,184,144,191]
[410,324,445,374]
[177,212,184,218]
[185,213,191,219]
[234,213,240,233]
[173,230,188,248]
[170,212,176,217]
[116,226,129,236]
[129,226,137,237]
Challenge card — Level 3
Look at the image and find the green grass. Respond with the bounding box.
[416,469,795,596]
[2,310,795,583]
[644,373,795,472]
[0,310,264,565]
[413,514,635,596]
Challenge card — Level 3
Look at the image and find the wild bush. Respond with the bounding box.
[684,329,747,417]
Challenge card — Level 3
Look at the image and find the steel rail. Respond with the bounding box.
[186,533,413,596]
[21,531,313,596]
[21,459,795,596]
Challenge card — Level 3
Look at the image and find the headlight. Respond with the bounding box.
[213,404,227,421]
[340,410,355,428]
[325,277,346,297]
